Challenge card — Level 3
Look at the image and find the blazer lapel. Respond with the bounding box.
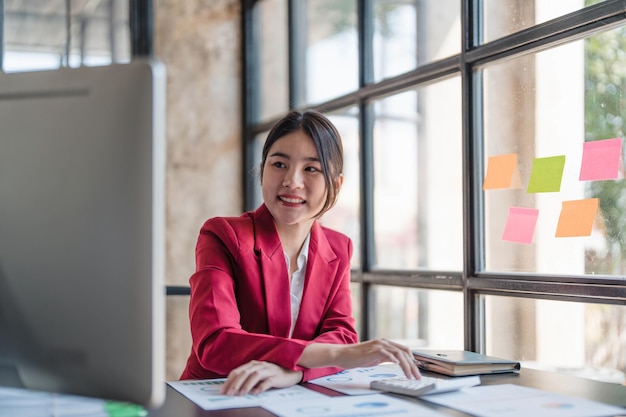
[294,222,338,336]
[252,205,292,338]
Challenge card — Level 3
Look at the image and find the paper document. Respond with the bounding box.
[308,363,407,395]
[422,384,626,417]
[263,393,449,417]
[167,378,327,410]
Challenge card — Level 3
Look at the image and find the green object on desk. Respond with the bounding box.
[104,401,147,417]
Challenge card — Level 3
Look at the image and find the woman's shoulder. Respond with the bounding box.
[315,223,353,257]
[199,205,272,237]
[200,212,254,234]
[317,224,350,242]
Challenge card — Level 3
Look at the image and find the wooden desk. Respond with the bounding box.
[146,368,626,417]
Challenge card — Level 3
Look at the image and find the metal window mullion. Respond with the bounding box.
[467,67,487,352]
[242,0,261,212]
[288,0,306,109]
[358,0,374,87]
[129,0,152,58]
[359,102,375,340]
[357,0,375,340]
[462,0,485,354]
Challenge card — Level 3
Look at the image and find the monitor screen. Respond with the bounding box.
[0,61,166,407]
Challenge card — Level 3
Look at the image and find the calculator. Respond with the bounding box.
[370,375,481,397]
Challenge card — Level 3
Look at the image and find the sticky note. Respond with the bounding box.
[579,138,623,181]
[555,198,598,237]
[527,155,566,193]
[483,153,521,190]
[502,207,539,244]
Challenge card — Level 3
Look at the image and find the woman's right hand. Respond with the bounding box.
[300,339,421,380]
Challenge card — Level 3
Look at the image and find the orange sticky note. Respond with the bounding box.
[579,138,623,181]
[502,207,539,244]
[555,198,599,237]
[483,153,521,190]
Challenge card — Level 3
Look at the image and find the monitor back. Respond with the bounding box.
[0,61,166,407]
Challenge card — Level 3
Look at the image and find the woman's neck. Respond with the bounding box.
[276,220,313,264]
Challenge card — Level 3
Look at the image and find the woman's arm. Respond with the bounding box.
[220,339,421,396]
[299,339,421,380]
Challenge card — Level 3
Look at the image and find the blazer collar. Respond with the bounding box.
[251,204,290,337]
[251,204,339,337]
[251,204,336,263]
[251,204,283,259]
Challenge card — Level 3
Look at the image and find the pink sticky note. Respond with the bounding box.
[579,138,623,181]
[502,207,539,244]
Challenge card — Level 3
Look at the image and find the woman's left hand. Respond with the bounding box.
[220,360,303,396]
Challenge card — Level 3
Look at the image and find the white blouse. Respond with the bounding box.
[285,233,310,338]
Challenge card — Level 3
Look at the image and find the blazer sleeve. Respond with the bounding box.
[186,217,311,379]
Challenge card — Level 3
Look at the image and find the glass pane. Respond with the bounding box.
[257,0,289,121]
[373,0,460,82]
[485,295,626,384]
[483,0,607,44]
[373,77,463,270]
[372,285,463,349]
[3,0,130,71]
[350,282,362,339]
[304,0,358,105]
[482,25,626,277]
[322,107,362,268]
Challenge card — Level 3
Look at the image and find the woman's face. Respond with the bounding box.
[261,130,328,230]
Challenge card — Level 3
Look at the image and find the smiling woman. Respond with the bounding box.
[259,111,344,261]
[179,109,421,396]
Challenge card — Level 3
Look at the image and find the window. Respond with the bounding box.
[256,0,289,121]
[244,0,626,384]
[2,1,131,72]
[483,25,626,277]
[372,79,462,271]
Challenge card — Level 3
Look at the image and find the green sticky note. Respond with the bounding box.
[105,401,147,417]
[526,155,566,193]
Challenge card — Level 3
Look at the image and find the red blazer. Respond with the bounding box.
[180,204,358,382]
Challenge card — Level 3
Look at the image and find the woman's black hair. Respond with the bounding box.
[260,109,344,218]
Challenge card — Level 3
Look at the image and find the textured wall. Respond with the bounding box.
[154,0,242,380]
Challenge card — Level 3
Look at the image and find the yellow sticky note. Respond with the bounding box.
[555,198,599,237]
[483,153,521,190]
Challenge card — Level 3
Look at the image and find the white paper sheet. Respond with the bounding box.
[167,378,328,410]
[263,393,449,417]
[308,363,406,395]
[422,384,626,417]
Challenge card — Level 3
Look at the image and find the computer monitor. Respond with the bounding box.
[0,61,166,407]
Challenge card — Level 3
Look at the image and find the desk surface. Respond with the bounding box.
[147,368,626,417]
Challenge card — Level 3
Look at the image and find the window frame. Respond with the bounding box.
[241,0,626,350]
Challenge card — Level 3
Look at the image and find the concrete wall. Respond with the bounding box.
[154,0,242,380]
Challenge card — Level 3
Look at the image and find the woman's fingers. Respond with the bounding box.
[336,339,421,379]
[220,360,303,396]
[384,339,421,379]
[221,360,265,395]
